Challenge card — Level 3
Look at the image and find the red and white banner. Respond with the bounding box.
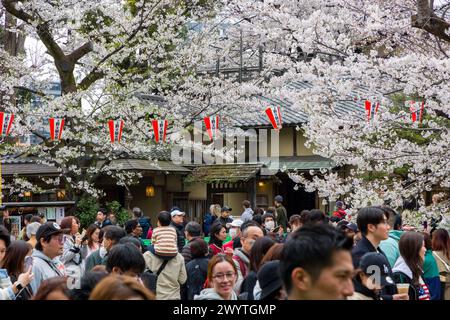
[204,115,219,140]
[49,118,65,141]
[365,100,379,122]
[409,100,425,123]
[0,112,14,137]
[151,119,168,143]
[108,120,124,143]
[265,106,282,130]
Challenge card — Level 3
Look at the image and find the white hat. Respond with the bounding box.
[227,219,243,228]
[170,209,185,217]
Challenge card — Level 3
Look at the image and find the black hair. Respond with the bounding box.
[356,206,389,236]
[0,225,11,248]
[309,209,327,224]
[30,216,42,223]
[70,271,108,300]
[190,238,209,259]
[157,211,171,227]
[185,221,201,237]
[106,243,146,274]
[24,214,33,223]
[280,223,353,293]
[124,220,139,234]
[98,207,108,215]
[103,226,127,244]
[261,213,274,223]
[209,222,225,247]
[35,234,53,252]
[119,236,142,251]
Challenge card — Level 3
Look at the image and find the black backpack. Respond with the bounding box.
[141,260,170,294]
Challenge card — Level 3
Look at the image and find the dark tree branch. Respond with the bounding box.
[67,41,93,63]
[412,0,450,43]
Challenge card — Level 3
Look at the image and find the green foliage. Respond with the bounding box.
[106,200,131,227]
[74,195,99,229]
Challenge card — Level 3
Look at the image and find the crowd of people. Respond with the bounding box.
[0,195,449,301]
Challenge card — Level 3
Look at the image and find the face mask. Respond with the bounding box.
[229,228,238,239]
[265,221,275,230]
[99,247,108,258]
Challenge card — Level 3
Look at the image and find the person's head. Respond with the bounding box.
[266,207,276,215]
[2,240,32,277]
[240,224,264,255]
[261,213,275,230]
[220,206,232,219]
[26,222,41,240]
[35,222,65,259]
[280,223,354,300]
[249,236,276,272]
[157,211,172,227]
[336,201,345,209]
[0,225,11,266]
[422,232,433,251]
[89,275,155,300]
[260,243,284,265]
[227,219,243,239]
[342,223,358,241]
[299,210,311,226]
[356,252,394,292]
[184,221,201,241]
[309,209,327,224]
[432,228,450,259]
[207,254,238,300]
[86,224,101,248]
[258,260,286,300]
[30,215,42,223]
[24,214,33,226]
[70,271,109,300]
[254,207,264,216]
[124,219,143,237]
[109,213,117,225]
[399,232,426,285]
[106,243,145,278]
[119,236,143,252]
[33,277,71,300]
[96,208,108,223]
[209,222,227,245]
[59,216,80,235]
[170,209,185,225]
[380,206,397,230]
[289,215,302,232]
[190,238,209,259]
[356,206,390,242]
[393,213,403,231]
[274,195,283,207]
[102,225,127,251]
[211,204,221,217]
[132,207,143,219]
[242,200,251,209]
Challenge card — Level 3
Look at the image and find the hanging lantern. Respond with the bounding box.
[0,112,14,137]
[108,119,124,143]
[265,106,282,130]
[409,101,425,123]
[204,115,219,140]
[151,119,168,143]
[49,118,65,141]
[365,100,379,122]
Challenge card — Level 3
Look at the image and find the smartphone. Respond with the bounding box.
[24,256,33,270]
[272,226,281,233]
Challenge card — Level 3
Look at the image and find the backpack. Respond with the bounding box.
[141,259,170,294]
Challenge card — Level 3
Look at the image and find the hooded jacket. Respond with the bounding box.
[30,250,66,294]
[194,288,238,300]
[379,230,403,268]
[241,208,254,223]
[392,255,430,300]
[61,235,88,278]
[233,248,250,293]
[0,270,14,300]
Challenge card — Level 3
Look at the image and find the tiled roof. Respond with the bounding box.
[277,155,335,171]
[186,163,263,183]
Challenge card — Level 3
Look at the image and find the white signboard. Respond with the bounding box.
[56,207,65,224]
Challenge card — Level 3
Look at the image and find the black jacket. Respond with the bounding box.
[351,236,397,300]
[240,270,257,300]
[170,221,185,253]
[185,257,209,300]
[181,237,202,264]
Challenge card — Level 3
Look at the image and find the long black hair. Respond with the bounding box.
[209,222,225,247]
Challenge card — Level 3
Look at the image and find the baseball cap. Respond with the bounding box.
[343,223,358,233]
[226,219,243,229]
[258,260,283,300]
[35,222,66,241]
[170,209,185,217]
[274,195,283,202]
[359,252,394,286]
[221,206,232,212]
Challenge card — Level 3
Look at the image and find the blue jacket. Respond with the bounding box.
[202,213,216,236]
[138,217,152,240]
[185,257,209,300]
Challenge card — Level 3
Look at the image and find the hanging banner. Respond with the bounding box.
[151,119,168,143]
[204,115,219,140]
[49,118,65,141]
[108,120,124,143]
[409,101,425,123]
[365,100,379,122]
[265,106,282,130]
[0,112,14,137]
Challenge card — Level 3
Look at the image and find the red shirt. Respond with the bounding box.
[222,240,234,251]
[209,244,224,256]
[332,209,346,219]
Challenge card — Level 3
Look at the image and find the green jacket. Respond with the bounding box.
[276,205,288,230]
[84,250,108,272]
[379,230,403,268]
[423,250,440,278]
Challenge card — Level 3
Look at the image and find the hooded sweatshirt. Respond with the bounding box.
[379,230,403,268]
[0,270,14,300]
[30,250,66,294]
[233,248,250,293]
[392,255,430,300]
[194,288,238,300]
[241,208,254,223]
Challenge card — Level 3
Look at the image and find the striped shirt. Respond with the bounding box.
[418,278,431,300]
[152,226,178,256]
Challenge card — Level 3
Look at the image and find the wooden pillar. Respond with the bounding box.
[293,127,298,156]
[207,183,212,207]
[249,179,257,208]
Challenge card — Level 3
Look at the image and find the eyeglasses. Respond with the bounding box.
[212,272,236,281]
